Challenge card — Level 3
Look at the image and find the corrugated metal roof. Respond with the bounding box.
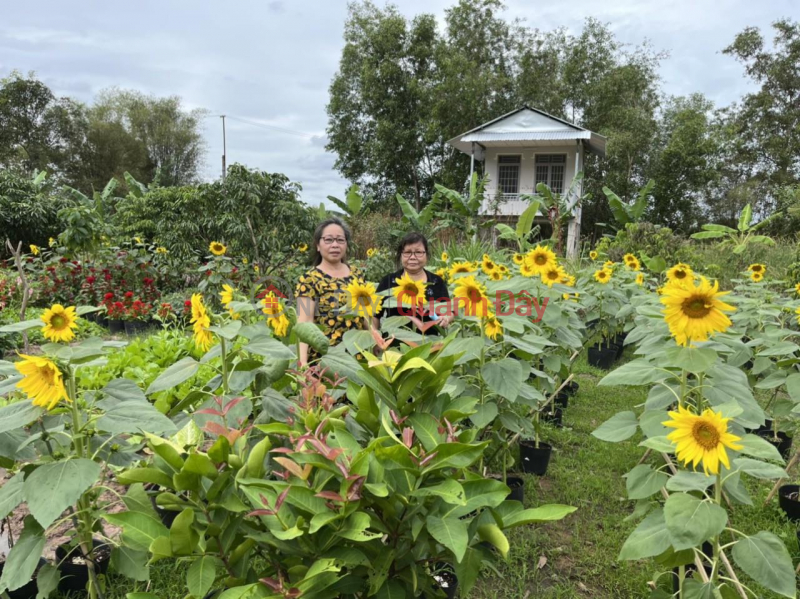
[461,131,591,142]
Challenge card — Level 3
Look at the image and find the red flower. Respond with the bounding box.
[143,277,154,286]
[104,273,112,281]
[104,292,114,300]
[124,291,134,299]
[86,276,96,284]
[60,257,68,263]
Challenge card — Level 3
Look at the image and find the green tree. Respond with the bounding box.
[646,94,720,231]
[0,170,75,253]
[0,71,89,183]
[722,19,800,214]
[89,88,207,187]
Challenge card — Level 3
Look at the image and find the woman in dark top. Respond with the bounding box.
[374,232,453,332]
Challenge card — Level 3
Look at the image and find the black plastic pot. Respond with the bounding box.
[757,430,793,461]
[542,408,563,428]
[554,392,569,409]
[504,475,524,503]
[85,312,97,323]
[124,320,149,335]
[108,319,124,334]
[754,419,774,435]
[145,484,179,527]
[520,440,552,476]
[565,381,580,396]
[778,485,800,522]
[0,558,47,599]
[588,343,617,369]
[97,315,109,328]
[55,539,111,593]
[429,565,458,599]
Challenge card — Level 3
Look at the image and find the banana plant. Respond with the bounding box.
[395,191,440,237]
[691,203,779,254]
[602,179,654,230]
[535,173,591,256]
[326,183,366,224]
[494,201,542,252]
[433,173,489,242]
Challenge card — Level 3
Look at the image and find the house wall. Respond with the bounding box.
[481,144,579,216]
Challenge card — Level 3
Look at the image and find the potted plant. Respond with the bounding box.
[0,305,178,599]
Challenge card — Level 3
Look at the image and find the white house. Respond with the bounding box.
[446,106,606,258]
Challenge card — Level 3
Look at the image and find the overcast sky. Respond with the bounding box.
[1,0,795,205]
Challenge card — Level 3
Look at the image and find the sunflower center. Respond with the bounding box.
[356,293,371,307]
[50,315,66,330]
[547,271,559,280]
[752,265,762,272]
[675,269,687,279]
[403,284,419,294]
[534,255,546,265]
[38,366,55,385]
[692,421,720,450]
[682,295,712,318]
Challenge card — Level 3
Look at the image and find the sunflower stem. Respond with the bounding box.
[711,472,723,584]
[678,564,685,598]
[220,337,230,395]
[679,369,688,408]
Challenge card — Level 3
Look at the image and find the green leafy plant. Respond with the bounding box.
[691,203,779,254]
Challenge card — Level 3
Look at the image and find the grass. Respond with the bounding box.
[58,355,800,598]
[471,355,800,599]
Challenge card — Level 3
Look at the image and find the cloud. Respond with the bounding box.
[0,0,791,210]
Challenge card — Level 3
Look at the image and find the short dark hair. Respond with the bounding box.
[311,217,351,266]
[396,231,429,266]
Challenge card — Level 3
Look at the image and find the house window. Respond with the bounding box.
[534,154,567,194]
[497,155,521,195]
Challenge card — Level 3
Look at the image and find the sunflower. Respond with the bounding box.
[220,284,235,307]
[541,265,566,287]
[748,263,765,274]
[261,291,285,317]
[347,280,383,318]
[625,255,641,271]
[594,269,612,284]
[562,274,576,287]
[48,237,56,247]
[520,261,537,277]
[254,265,260,274]
[512,253,524,265]
[441,251,449,262]
[190,293,214,351]
[525,245,557,276]
[636,273,645,286]
[666,263,694,286]
[298,243,308,253]
[660,276,735,346]
[589,251,598,260]
[367,248,377,258]
[484,314,503,340]
[663,406,742,475]
[623,253,636,265]
[750,271,763,283]
[448,261,477,279]
[481,254,498,275]
[489,270,503,281]
[41,304,79,343]
[209,241,227,256]
[795,283,800,295]
[796,306,800,324]
[156,246,168,254]
[436,267,448,280]
[393,272,427,306]
[603,260,615,269]
[498,264,509,274]
[268,313,290,337]
[453,275,489,317]
[15,354,68,410]
[242,257,248,265]
[30,244,40,256]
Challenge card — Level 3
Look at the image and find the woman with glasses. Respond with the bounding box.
[374,232,453,332]
[295,217,366,366]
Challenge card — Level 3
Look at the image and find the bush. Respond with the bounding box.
[598,222,696,266]
[0,170,75,256]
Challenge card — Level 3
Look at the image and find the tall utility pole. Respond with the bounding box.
[220,115,227,179]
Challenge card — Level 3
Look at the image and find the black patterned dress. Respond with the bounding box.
[295,267,366,359]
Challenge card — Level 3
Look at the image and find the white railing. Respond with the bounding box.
[481,192,538,216]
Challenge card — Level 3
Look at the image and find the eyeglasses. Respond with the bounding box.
[321,237,347,245]
[401,251,426,258]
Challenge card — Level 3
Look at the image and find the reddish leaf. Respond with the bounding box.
[419,451,438,467]
[222,396,246,416]
[196,408,224,417]
[248,509,275,517]
[204,421,230,437]
[275,487,290,511]
[402,428,414,449]
[274,457,306,480]
[315,491,345,502]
